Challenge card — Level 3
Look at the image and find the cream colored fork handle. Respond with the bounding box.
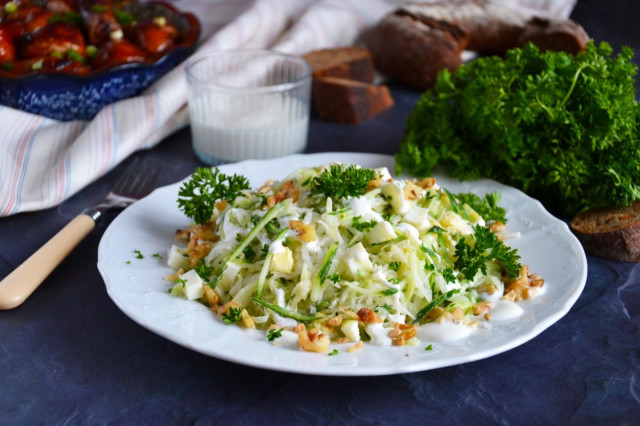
[0,214,95,310]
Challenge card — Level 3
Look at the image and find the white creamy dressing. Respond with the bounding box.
[345,196,383,222]
[487,300,524,321]
[218,208,247,241]
[304,238,321,253]
[417,322,473,342]
[268,238,286,255]
[366,323,392,346]
[270,330,299,349]
[220,219,245,242]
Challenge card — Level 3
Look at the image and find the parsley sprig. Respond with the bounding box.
[310,164,376,200]
[398,41,640,216]
[221,307,243,324]
[455,192,507,223]
[177,167,250,224]
[267,328,283,342]
[351,216,377,231]
[454,225,521,280]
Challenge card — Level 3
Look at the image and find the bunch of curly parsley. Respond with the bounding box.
[397,41,640,217]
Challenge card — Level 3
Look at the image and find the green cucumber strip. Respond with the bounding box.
[251,297,319,323]
[213,201,288,287]
[255,228,289,299]
[413,289,461,324]
[317,244,338,286]
[231,201,288,261]
[445,189,470,221]
[371,235,407,247]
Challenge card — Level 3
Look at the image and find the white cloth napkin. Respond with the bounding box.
[0,0,576,217]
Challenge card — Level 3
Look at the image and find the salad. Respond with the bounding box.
[165,164,545,353]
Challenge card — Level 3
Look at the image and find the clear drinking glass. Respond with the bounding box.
[185,49,312,165]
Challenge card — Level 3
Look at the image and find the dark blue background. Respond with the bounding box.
[1,1,639,423]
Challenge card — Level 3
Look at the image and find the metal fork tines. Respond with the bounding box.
[83,157,162,223]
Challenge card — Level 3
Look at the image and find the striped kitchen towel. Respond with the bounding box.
[0,0,576,217]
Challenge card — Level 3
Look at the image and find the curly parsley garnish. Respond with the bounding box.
[310,164,376,200]
[178,167,250,224]
[221,307,243,324]
[352,216,377,231]
[456,192,507,223]
[454,225,521,280]
[267,328,283,342]
[397,42,640,216]
[195,259,215,284]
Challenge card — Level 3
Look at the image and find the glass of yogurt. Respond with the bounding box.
[185,49,312,165]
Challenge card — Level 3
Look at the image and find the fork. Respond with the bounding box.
[0,157,162,310]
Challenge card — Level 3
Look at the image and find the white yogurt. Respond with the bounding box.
[417,322,473,342]
[488,300,524,321]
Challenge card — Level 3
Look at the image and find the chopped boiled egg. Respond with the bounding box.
[366,221,397,245]
[178,269,204,300]
[338,242,373,279]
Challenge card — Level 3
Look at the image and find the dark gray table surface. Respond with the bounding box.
[1,1,639,424]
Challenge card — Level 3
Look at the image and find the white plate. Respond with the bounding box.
[98,152,587,376]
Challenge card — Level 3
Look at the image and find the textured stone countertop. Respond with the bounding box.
[1,0,639,423]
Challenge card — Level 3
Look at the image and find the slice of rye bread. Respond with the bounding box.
[570,201,640,262]
[302,46,375,83]
[311,77,394,124]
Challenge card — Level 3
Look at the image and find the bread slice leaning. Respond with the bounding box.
[570,202,640,262]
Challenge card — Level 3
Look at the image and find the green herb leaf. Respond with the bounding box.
[195,259,215,284]
[351,216,377,232]
[397,41,640,217]
[454,225,521,280]
[310,164,376,200]
[456,192,507,223]
[221,306,243,324]
[379,288,399,296]
[267,328,283,342]
[328,349,339,356]
[389,261,402,271]
[442,268,456,283]
[178,167,250,224]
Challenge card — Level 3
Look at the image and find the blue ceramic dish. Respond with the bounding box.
[0,2,199,121]
[0,47,193,121]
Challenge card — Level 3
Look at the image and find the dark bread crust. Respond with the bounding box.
[366,13,464,90]
[311,77,394,124]
[302,46,375,83]
[570,202,640,262]
[367,0,589,90]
